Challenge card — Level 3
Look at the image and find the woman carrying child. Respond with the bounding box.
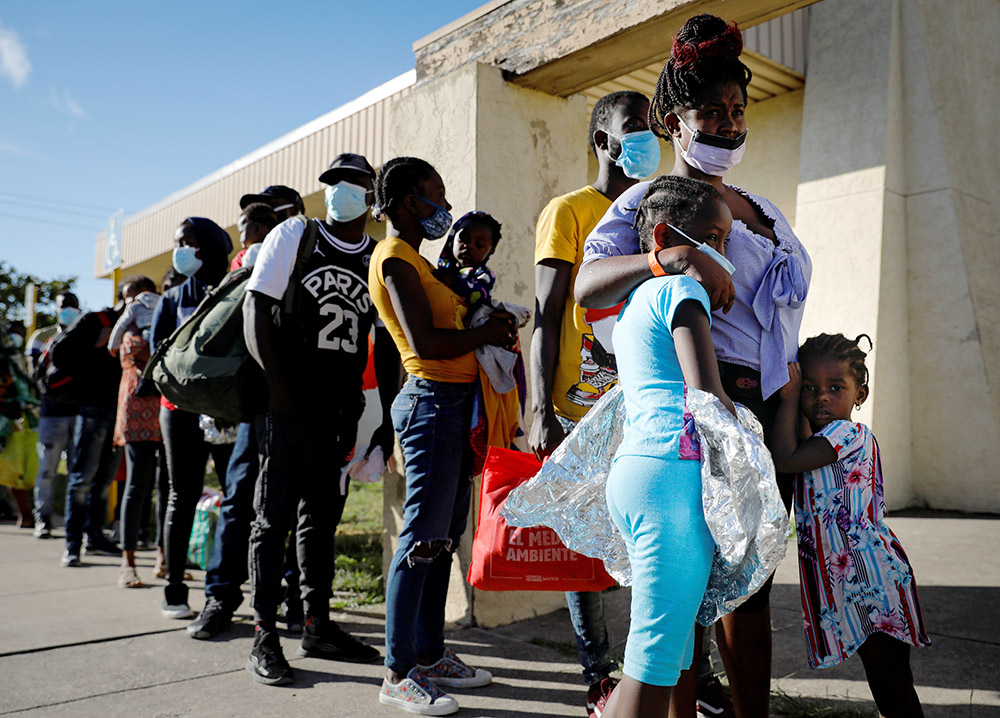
[368,157,517,716]
[771,334,929,717]
[576,14,811,717]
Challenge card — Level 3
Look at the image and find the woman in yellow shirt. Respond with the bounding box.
[369,156,515,716]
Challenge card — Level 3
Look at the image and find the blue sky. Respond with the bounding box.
[0,1,483,315]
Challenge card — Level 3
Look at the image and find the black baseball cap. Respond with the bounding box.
[239,185,305,212]
[319,153,376,185]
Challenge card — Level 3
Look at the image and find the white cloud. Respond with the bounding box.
[0,21,30,89]
[50,87,89,119]
[0,139,33,157]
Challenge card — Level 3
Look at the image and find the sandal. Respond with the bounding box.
[118,565,143,588]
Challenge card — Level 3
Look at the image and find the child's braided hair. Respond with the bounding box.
[373,156,437,222]
[649,14,753,142]
[798,333,873,387]
[634,175,723,253]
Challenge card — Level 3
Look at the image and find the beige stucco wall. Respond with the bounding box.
[900,0,1000,511]
[795,0,915,509]
[385,63,589,628]
[795,0,1000,513]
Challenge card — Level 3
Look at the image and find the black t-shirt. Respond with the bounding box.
[273,221,378,407]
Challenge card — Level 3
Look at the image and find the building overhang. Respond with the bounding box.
[414,0,817,97]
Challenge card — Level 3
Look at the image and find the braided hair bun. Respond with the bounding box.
[650,14,753,140]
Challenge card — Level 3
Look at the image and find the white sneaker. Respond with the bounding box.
[378,667,459,715]
[162,602,195,619]
[418,648,492,688]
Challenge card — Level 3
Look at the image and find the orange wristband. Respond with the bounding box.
[648,248,667,277]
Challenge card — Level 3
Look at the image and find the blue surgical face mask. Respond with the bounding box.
[10,333,24,349]
[325,182,371,222]
[609,130,661,179]
[667,223,736,275]
[415,197,453,240]
[172,246,203,277]
[58,307,81,327]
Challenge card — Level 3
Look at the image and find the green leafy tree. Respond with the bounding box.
[0,261,77,331]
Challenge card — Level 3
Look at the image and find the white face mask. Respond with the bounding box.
[667,223,736,275]
[677,116,747,176]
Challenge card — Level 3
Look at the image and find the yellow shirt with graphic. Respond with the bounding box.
[370,237,478,383]
[534,185,621,421]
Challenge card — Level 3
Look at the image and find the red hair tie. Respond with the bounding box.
[671,21,743,67]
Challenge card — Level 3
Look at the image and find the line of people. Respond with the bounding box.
[4,13,931,718]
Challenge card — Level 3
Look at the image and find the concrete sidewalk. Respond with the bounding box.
[0,511,997,717]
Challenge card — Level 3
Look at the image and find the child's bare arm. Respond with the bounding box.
[771,363,837,473]
[672,299,736,416]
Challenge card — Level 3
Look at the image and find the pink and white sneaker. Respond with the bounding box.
[379,667,458,716]
[418,648,493,688]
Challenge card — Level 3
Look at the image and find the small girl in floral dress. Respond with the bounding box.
[771,333,929,717]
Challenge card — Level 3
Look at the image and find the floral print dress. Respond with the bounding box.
[794,420,930,668]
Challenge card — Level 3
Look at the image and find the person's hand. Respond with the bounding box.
[778,362,801,402]
[481,313,517,349]
[528,409,566,461]
[667,246,736,313]
[365,421,395,460]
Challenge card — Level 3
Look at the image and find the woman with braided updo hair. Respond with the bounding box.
[577,14,812,718]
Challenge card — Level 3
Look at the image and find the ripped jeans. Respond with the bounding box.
[384,376,475,674]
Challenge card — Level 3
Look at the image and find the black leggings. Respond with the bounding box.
[120,441,161,552]
[160,407,232,605]
[716,361,793,614]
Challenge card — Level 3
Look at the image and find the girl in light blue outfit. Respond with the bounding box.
[602,176,737,718]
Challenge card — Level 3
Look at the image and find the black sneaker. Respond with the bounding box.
[187,597,233,640]
[279,597,304,634]
[696,675,735,718]
[60,548,81,567]
[296,616,380,663]
[246,627,294,686]
[85,535,121,557]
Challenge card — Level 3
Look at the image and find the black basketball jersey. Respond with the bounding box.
[280,220,376,402]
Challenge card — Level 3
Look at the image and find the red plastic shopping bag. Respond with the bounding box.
[468,447,616,592]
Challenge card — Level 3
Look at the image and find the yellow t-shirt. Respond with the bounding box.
[534,185,620,421]
[370,237,478,383]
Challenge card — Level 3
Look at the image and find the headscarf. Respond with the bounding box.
[184,216,233,288]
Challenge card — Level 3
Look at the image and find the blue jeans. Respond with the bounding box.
[34,414,76,523]
[556,414,616,685]
[64,405,118,551]
[205,422,256,609]
[384,377,474,674]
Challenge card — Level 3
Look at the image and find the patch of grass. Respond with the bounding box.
[529,636,579,658]
[340,481,383,535]
[771,689,876,718]
[331,481,384,609]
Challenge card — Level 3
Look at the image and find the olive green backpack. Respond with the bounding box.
[144,218,319,423]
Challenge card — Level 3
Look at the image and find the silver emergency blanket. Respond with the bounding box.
[501,385,789,626]
[501,386,632,583]
[199,414,238,445]
[687,387,790,625]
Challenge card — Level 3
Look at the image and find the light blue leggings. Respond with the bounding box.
[605,454,714,687]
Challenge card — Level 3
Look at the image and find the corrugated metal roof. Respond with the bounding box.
[97,71,415,278]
